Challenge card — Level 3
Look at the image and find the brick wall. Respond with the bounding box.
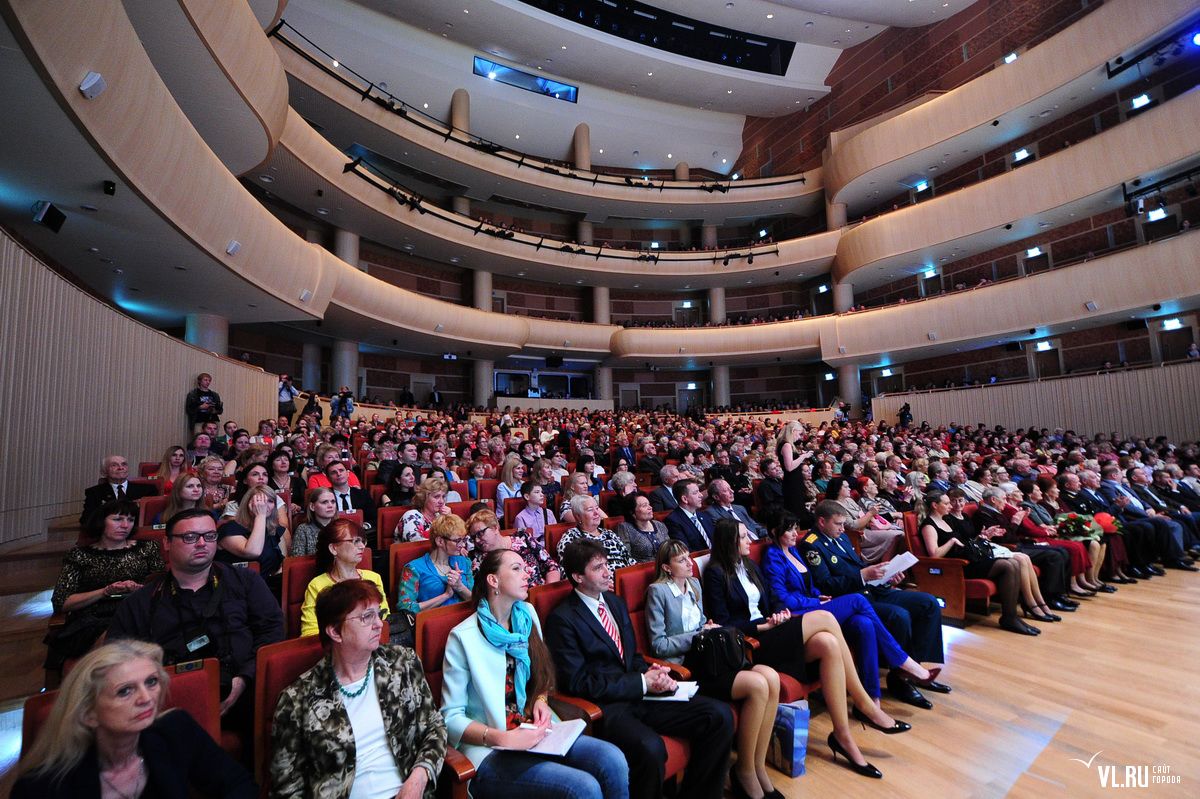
[736,0,1098,178]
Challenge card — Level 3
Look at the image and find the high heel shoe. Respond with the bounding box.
[827,732,883,779]
[1069,587,1096,597]
[851,706,911,734]
[728,773,762,799]
[999,616,1040,635]
[1034,605,1062,622]
[1023,608,1057,623]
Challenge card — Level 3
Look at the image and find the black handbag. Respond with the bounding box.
[683,626,749,683]
[962,534,996,564]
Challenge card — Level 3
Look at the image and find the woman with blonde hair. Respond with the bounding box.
[290,486,337,557]
[152,445,187,493]
[496,454,527,503]
[196,455,231,511]
[14,640,254,797]
[558,472,608,525]
[397,513,474,614]
[773,420,813,527]
[216,485,288,594]
[398,475,451,542]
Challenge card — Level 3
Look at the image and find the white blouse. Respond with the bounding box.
[735,563,764,622]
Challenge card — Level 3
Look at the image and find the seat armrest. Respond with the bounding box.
[441,748,475,783]
[549,692,603,729]
[743,635,760,650]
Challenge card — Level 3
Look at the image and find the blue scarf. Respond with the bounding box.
[477,599,533,711]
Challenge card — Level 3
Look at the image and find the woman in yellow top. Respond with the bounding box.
[300,518,389,637]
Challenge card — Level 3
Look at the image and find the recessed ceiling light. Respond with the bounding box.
[805,21,813,27]
[766,13,774,19]
[647,72,653,76]
[514,134,520,139]
[726,89,733,94]
[422,102,429,109]
[560,45,567,50]
[259,175,274,183]
[667,153,672,159]
[463,8,468,12]
[833,39,840,44]
[721,158,727,163]
[87,246,99,253]
[331,60,339,68]
[316,207,329,215]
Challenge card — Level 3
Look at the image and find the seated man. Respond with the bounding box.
[974,487,1076,604]
[636,442,665,484]
[797,500,949,710]
[1098,466,1196,571]
[325,460,377,530]
[80,454,158,525]
[545,540,734,799]
[703,479,767,541]
[647,465,680,512]
[108,507,284,730]
[663,479,715,552]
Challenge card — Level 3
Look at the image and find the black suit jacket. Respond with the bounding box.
[343,486,377,527]
[648,484,678,512]
[700,561,772,636]
[12,710,255,799]
[664,507,716,552]
[544,590,649,705]
[80,481,157,525]
[756,477,784,511]
[1061,488,1104,515]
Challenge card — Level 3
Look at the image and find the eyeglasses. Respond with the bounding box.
[335,537,366,546]
[445,536,469,546]
[347,607,389,626]
[172,532,218,544]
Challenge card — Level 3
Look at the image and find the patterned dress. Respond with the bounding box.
[471,531,560,587]
[556,527,635,570]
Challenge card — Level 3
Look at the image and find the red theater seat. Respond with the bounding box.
[902,512,994,624]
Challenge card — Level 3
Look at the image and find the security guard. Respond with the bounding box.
[798,500,951,709]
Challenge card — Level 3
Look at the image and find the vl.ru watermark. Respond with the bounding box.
[1070,751,1182,788]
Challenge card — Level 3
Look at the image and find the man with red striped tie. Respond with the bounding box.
[546,540,734,799]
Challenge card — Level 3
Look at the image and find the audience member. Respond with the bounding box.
[468,509,561,586]
[79,455,157,526]
[300,519,389,637]
[185,373,223,433]
[397,513,474,614]
[557,495,635,569]
[614,494,669,563]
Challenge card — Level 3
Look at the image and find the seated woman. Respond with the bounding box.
[556,495,634,570]
[558,473,608,525]
[761,512,934,708]
[196,455,232,511]
[466,460,489,500]
[300,519,389,637]
[647,540,781,799]
[678,448,705,480]
[1013,480,1107,595]
[152,445,187,493]
[397,514,475,615]
[222,431,251,477]
[468,509,561,587]
[382,462,419,507]
[14,640,254,798]
[291,487,337,557]
[514,481,557,547]
[221,462,288,530]
[429,448,457,484]
[920,491,1046,635]
[856,477,904,527]
[266,449,306,508]
[606,471,638,515]
[496,456,527,504]
[703,518,897,779]
[975,486,1075,613]
[532,458,562,510]
[46,501,165,673]
[155,471,210,526]
[574,454,604,497]
[271,580,447,797]
[824,477,902,564]
[216,485,288,594]
[398,476,451,542]
[606,456,632,491]
[440,549,628,799]
[614,493,669,563]
[186,432,213,467]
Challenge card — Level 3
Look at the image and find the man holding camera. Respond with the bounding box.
[277,374,300,424]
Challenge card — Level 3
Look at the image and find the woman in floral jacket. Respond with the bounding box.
[270,579,446,798]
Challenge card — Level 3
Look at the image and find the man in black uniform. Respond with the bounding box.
[798,500,950,709]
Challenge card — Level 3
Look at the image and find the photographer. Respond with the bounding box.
[277,374,299,423]
[330,385,355,420]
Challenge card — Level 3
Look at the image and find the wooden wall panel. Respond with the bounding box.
[872,362,1200,442]
[0,231,276,548]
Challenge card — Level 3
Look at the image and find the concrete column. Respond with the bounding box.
[673,162,690,181]
[832,280,854,313]
[595,366,613,402]
[701,223,718,250]
[473,359,494,409]
[838,363,862,419]
[577,220,594,246]
[472,269,492,311]
[301,342,321,394]
[450,88,470,132]
[452,196,470,216]
[827,201,848,230]
[572,123,591,171]
[708,286,726,324]
[712,365,730,408]
[305,228,323,245]
[334,228,361,270]
[592,286,611,325]
[184,313,228,355]
[332,340,359,395]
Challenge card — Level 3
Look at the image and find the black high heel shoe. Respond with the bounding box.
[851,706,912,734]
[1032,605,1062,622]
[1023,605,1058,623]
[827,732,883,779]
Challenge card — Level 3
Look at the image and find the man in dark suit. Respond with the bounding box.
[1136,469,1200,551]
[80,454,158,525]
[663,479,715,551]
[756,458,785,514]
[545,540,733,799]
[325,460,377,530]
[704,479,767,540]
[1068,470,1163,578]
[1097,466,1196,571]
[974,488,1077,608]
[636,442,665,484]
[797,500,949,709]
[647,465,680,513]
[612,434,637,472]
[1154,470,1200,554]
[1059,471,1146,581]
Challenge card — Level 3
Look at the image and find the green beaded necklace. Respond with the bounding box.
[337,661,372,699]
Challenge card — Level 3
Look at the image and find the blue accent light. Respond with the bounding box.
[472,57,577,103]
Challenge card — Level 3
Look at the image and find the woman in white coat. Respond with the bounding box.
[440,549,628,799]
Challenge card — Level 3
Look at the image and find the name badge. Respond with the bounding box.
[186,634,211,653]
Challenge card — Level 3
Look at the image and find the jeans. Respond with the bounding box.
[470,734,629,799]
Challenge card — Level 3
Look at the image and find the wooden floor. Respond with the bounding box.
[0,558,1196,798]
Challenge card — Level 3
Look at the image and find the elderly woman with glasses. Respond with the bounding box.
[271,579,447,798]
[397,514,475,615]
[300,518,390,638]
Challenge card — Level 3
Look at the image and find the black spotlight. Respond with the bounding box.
[102,180,116,196]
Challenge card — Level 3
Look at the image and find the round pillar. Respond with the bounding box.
[838,363,862,419]
[332,340,359,396]
[827,201,848,229]
[473,359,494,408]
[592,286,610,325]
[595,366,613,402]
[832,280,854,313]
[708,286,726,324]
[673,162,690,181]
[712,365,730,408]
[577,220,594,246]
[334,228,361,270]
[701,224,718,250]
[452,196,470,216]
[472,270,492,311]
[572,123,591,171]
[301,341,321,393]
[184,313,228,355]
[450,89,470,132]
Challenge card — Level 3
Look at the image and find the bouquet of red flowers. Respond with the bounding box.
[1055,512,1103,542]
